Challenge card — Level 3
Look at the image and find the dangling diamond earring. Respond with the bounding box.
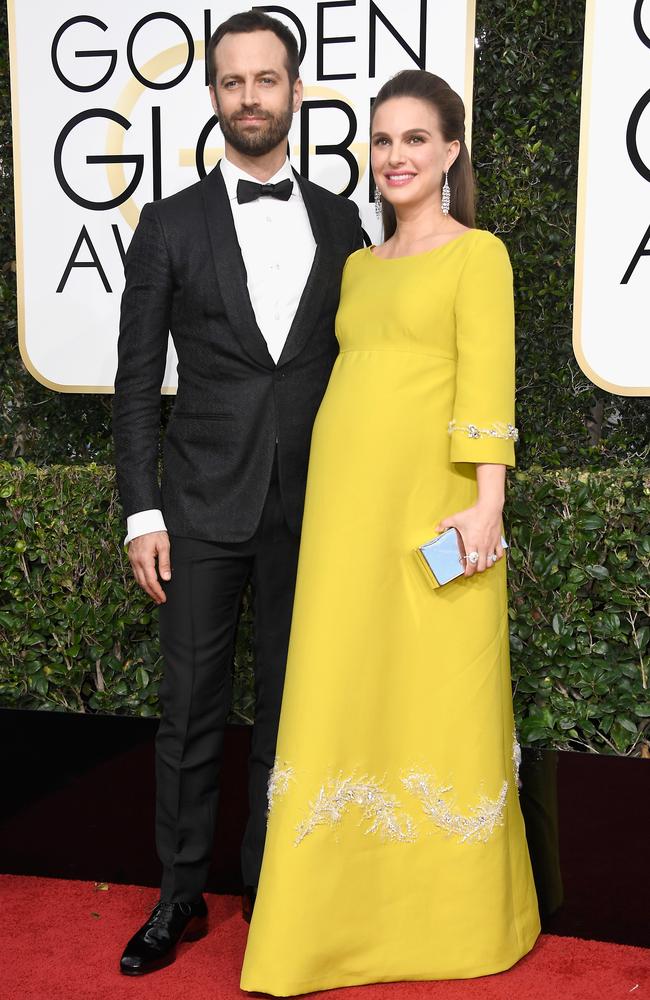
[441,171,451,215]
[374,185,383,218]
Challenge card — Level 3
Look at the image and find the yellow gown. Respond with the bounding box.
[240,230,540,996]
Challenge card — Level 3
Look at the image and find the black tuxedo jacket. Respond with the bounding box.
[113,163,363,541]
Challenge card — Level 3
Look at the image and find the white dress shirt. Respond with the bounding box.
[125,155,316,544]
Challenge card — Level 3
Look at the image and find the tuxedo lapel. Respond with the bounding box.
[201,163,275,369]
[276,170,336,367]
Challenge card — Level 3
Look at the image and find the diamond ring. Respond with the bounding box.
[488,553,497,564]
[467,551,479,565]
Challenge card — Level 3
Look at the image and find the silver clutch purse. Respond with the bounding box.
[416,528,508,589]
[416,527,466,588]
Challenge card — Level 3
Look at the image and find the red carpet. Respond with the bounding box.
[0,876,647,1000]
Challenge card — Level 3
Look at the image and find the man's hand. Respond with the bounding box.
[128,531,171,604]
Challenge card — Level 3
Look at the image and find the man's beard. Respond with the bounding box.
[217,97,293,157]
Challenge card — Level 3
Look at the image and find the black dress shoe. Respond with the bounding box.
[242,885,257,924]
[119,898,208,976]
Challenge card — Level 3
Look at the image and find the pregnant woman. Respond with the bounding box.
[241,69,540,996]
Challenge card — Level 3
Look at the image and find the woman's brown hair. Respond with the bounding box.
[371,70,475,238]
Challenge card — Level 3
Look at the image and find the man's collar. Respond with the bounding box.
[220,155,295,202]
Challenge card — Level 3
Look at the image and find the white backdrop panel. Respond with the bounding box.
[8,1,475,392]
[574,0,650,395]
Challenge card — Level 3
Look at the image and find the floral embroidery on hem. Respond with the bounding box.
[267,759,295,813]
[448,420,519,443]
[294,775,416,846]
[402,772,507,844]
[512,734,522,789]
[278,765,510,847]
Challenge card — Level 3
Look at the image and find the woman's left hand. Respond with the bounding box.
[437,502,505,577]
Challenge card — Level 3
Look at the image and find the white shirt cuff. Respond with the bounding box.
[125,509,168,545]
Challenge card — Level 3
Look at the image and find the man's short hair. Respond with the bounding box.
[207,10,300,90]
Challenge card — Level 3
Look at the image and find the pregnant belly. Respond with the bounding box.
[300,349,477,586]
[313,349,455,469]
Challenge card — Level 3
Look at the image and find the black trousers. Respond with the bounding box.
[156,462,300,901]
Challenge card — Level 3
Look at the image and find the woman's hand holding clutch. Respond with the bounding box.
[436,500,505,577]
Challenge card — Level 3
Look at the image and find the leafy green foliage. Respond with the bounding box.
[0,463,253,723]
[1,463,648,754]
[505,466,649,755]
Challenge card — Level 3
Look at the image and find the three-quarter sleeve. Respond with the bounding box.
[449,233,517,467]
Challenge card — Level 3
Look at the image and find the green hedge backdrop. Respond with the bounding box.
[0,2,648,754]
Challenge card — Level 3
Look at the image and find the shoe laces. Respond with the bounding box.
[150,901,177,925]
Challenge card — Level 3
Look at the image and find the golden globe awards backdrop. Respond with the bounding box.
[574,0,650,396]
[8,1,475,393]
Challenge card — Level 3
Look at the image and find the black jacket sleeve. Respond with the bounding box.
[112,202,173,518]
[348,200,365,254]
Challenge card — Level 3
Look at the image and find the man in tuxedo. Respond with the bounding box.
[113,10,363,976]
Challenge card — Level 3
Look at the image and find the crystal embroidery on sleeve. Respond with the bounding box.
[402,772,507,845]
[448,420,519,443]
[267,759,295,812]
[294,774,416,846]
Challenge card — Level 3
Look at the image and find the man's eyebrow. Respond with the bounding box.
[219,69,281,81]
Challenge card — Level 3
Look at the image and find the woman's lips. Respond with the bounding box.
[384,173,416,186]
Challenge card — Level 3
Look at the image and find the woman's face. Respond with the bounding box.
[371,96,459,213]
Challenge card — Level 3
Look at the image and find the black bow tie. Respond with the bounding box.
[236,178,294,204]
